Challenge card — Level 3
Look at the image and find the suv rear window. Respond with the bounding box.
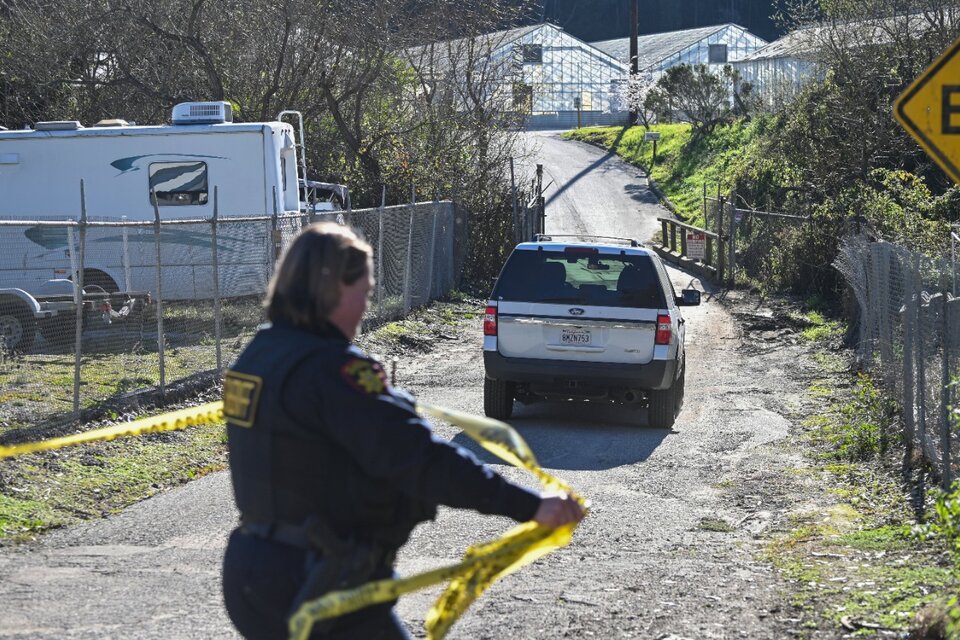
[492,249,666,308]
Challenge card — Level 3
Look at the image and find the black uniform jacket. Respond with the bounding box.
[223,321,541,550]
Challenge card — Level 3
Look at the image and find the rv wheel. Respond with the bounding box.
[80,269,119,294]
[0,302,37,352]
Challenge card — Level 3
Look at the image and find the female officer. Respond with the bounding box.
[221,223,584,639]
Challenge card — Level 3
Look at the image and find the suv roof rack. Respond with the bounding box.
[533,234,640,248]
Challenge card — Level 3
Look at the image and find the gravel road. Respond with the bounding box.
[0,132,825,639]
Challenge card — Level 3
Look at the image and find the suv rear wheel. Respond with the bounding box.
[647,364,684,429]
[483,378,515,420]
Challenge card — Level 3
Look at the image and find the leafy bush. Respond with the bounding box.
[821,373,897,461]
[645,64,753,135]
[931,482,960,561]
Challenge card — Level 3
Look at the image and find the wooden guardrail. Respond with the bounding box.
[656,217,725,282]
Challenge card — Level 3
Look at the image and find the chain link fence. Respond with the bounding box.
[703,196,814,289]
[0,201,458,441]
[834,236,957,490]
[656,193,956,489]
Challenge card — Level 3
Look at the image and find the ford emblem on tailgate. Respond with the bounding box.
[568,308,585,316]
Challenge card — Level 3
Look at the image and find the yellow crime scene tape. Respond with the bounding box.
[288,402,587,640]
[0,399,586,640]
[0,402,225,460]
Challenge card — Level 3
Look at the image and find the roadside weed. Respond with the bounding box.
[916,482,960,562]
[811,373,895,462]
[798,310,843,342]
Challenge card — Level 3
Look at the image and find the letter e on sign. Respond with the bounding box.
[894,35,960,183]
[944,86,960,135]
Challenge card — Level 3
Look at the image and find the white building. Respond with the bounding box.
[729,31,820,110]
[731,12,959,110]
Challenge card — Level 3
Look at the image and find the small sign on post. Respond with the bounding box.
[686,230,706,261]
[643,131,661,170]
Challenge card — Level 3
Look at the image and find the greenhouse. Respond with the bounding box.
[592,23,767,74]
[500,23,630,127]
[406,23,630,128]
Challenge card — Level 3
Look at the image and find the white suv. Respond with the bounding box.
[482,235,701,429]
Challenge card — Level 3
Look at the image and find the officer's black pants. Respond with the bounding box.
[223,529,410,640]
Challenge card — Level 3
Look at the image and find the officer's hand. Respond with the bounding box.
[532,493,585,528]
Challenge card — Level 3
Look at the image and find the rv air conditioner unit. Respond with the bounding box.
[171,102,233,125]
[34,121,83,131]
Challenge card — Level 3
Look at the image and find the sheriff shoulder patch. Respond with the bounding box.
[341,358,388,396]
[223,370,263,428]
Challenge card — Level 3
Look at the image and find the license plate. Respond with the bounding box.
[561,329,591,345]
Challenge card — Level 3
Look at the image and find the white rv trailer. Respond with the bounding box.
[0,102,324,301]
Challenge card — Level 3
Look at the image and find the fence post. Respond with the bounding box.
[151,190,166,401]
[510,157,519,242]
[121,216,132,292]
[345,186,353,229]
[211,186,223,373]
[271,186,280,271]
[728,192,737,286]
[952,230,957,296]
[67,225,79,413]
[941,266,952,490]
[716,195,725,283]
[915,254,928,508]
[879,246,894,383]
[703,183,707,226]
[427,204,438,300]
[71,181,87,415]
[377,185,385,318]
[903,250,916,477]
[403,206,414,313]
[536,164,545,234]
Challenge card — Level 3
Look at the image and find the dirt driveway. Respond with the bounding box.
[0,133,830,639]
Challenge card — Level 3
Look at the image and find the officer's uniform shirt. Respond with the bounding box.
[223,321,541,551]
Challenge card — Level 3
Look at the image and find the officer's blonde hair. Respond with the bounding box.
[266,223,372,330]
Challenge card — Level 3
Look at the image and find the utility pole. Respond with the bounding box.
[629,0,639,125]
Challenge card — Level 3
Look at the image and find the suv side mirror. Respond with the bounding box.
[676,289,701,306]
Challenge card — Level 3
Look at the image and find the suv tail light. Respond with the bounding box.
[655,314,672,345]
[483,305,498,336]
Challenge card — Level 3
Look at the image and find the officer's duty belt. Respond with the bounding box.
[240,520,314,550]
[239,520,397,567]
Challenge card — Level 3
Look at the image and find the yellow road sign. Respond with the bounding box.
[894,35,960,184]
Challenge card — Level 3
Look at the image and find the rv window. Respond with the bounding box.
[149,162,209,206]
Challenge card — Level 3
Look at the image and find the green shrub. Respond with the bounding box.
[932,482,960,561]
[817,373,897,461]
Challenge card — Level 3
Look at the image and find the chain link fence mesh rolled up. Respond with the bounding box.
[834,235,957,491]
